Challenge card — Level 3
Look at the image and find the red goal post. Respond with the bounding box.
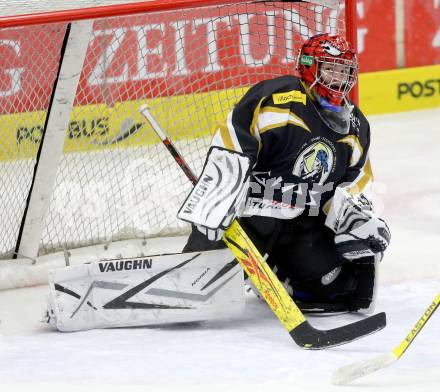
[0,0,357,289]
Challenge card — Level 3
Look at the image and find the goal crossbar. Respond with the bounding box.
[0,1,347,28]
[0,1,254,28]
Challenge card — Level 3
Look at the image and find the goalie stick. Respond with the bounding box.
[332,291,440,384]
[139,104,386,349]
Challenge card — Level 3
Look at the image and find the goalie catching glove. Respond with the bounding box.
[325,187,391,260]
[178,147,252,241]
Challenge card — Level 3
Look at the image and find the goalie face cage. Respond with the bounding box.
[0,0,355,265]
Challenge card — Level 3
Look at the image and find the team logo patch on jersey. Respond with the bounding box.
[272,90,307,105]
[292,140,335,184]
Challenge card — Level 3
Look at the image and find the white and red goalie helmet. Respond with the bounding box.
[297,33,358,106]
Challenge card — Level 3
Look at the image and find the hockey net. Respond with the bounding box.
[0,0,354,285]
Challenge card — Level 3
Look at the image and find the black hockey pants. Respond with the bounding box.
[182,215,376,312]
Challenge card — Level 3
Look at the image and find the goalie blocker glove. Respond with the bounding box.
[326,187,391,260]
[178,147,252,241]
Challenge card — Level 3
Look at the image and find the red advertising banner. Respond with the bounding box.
[405,0,440,67]
[0,3,344,115]
[1,0,438,118]
[357,0,397,72]
[0,24,65,115]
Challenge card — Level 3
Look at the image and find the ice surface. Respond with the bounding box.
[1,108,440,392]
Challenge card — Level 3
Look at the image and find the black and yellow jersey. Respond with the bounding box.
[211,75,373,219]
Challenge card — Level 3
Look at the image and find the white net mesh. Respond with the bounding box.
[0,1,347,258]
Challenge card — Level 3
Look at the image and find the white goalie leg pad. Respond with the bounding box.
[45,248,244,332]
[178,146,251,230]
